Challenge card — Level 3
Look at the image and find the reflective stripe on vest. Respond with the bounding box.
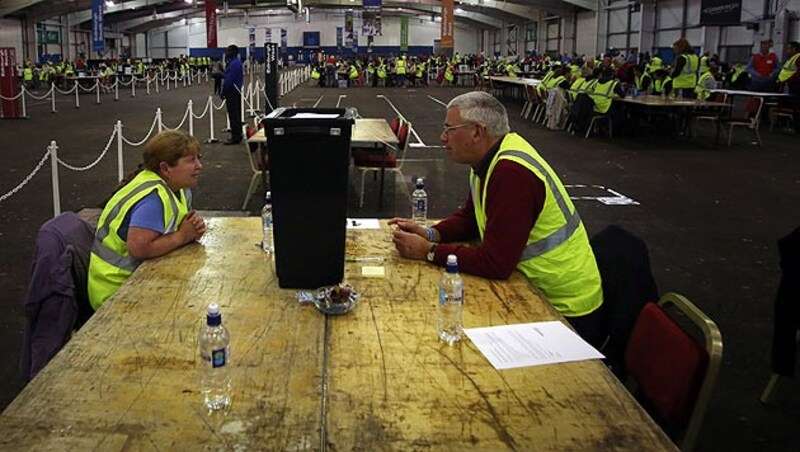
[469,150,581,261]
[778,53,799,82]
[636,73,651,91]
[673,54,699,89]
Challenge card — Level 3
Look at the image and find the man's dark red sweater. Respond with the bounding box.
[431,137,545,279]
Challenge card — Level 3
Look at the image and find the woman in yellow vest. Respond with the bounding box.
[389,91,605,346]
[670,38,699,98]
[87,131,207,310]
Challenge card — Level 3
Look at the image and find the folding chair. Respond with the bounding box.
[720,96,763,147]
[625,293,723,452]
[770,106,795,132]
[585,114,612,139]
[241,125,268,210]
[353,121,412,208]
[692,92,728,138]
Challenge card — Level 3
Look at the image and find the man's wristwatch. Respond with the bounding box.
[426,243,439,263]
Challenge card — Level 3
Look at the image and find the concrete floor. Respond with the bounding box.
[1,74,799,450]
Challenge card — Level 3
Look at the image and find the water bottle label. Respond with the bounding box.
[439,290,446,306]
[212,348,226,368]
[415,199,426,212]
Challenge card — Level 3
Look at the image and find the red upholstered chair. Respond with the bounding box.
[353,122,412,208]
[389,116,402,136]
[625,293,723,452]
[242,125,269,210]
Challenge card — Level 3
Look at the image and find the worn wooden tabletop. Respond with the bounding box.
[0,217,675,451]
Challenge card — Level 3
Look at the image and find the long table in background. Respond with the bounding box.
[0,217,676,450]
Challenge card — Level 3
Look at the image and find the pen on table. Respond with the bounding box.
[345,257,386,263]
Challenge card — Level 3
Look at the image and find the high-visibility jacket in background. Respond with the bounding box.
[673,53,699,89]
[778,53,800,82]
[589,79,618,113]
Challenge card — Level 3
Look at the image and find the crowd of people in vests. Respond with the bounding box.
[18,55,217,90]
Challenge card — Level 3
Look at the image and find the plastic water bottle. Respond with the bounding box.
[438,254,464,345]
[199,303,232,410]
[411,178,428,226]
[261,191,273,253]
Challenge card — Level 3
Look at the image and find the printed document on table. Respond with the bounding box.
[346,218,380,229]
[464,321,604,370]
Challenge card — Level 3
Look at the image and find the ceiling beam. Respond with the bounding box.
[0,0,47,18]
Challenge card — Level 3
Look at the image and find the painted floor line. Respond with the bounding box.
[313,95,324,107]
[336,94,346,108]
[377,94,426,148]
[427,95,447,107]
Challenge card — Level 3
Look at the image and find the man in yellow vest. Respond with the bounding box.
[389,91,605,346]
[777,41,800,133]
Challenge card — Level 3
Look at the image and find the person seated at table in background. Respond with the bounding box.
[87,131,207,310]
[777,41,800,134]
[670,38,699,99]
[695,62,720,101]
[633,65,652,95]
[389,92,605,346]
[747,40,780,92]
[651,69,674,97]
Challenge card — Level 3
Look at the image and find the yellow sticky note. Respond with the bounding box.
[361,266,385,277]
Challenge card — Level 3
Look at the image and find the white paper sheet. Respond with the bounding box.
[291,113,341,119]
[346,218,380,229]
[463,321,604,370]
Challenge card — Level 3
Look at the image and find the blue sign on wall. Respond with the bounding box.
[92,0,104,53]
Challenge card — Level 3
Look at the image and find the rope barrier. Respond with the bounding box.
[57,126,117,171]
[0,148,52,204]
[121,113,160,146]
[160,104,191,131]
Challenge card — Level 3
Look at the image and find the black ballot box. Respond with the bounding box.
[262,107,356,289]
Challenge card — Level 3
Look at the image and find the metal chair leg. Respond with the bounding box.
[760,374,780,404]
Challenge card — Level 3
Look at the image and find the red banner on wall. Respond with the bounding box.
[205,0,217,48]
[441,0,454,48]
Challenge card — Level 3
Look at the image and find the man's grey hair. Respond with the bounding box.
[446,91,510,137]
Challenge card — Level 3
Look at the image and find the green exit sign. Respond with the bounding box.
[37,30,60,44]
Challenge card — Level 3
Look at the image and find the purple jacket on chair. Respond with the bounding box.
[20,212,94,381]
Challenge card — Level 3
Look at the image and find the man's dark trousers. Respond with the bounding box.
[225,91,243,143]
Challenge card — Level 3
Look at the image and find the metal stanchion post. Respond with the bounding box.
[21,86,27,118]
[95,80,100,104]
[74,81,80,108]
[116,120,124,182]
[157,108,164,133]
[206,96,219,143]
[131,77,136,97]
[188,100,194,136]
[49,141,61,216]
[115,79,119,101]
[51,83,56,113]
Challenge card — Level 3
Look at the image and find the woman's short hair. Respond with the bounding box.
[446,91,510,137]
[142,130,200,172]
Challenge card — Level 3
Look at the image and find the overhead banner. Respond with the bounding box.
[400,16,408,52]
[280,28,287,54]
[441,0,454,49]
[91,0,104,53]
[700,0,742,26]
[248,27,256,62]
[205,0,217,47]
[337,27,343,49]
[265,28,272,44]
[345,10,354,49]
[362,0,382,37]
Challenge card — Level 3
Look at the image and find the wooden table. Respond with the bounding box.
[249,118,399,210]
[616,95,733,144]
[0,218,676,450]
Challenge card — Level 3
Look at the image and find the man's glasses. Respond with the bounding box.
[441,123,476,135]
